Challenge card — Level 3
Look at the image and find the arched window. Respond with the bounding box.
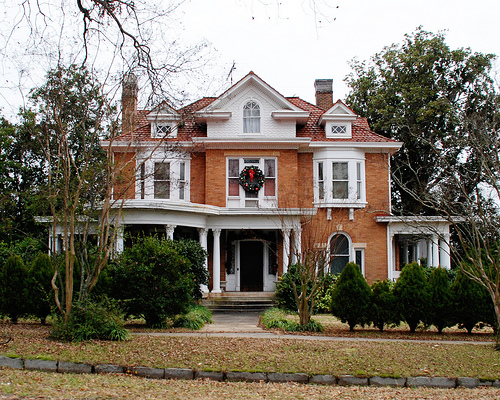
[330,233,350,274]
[243,101,260,133]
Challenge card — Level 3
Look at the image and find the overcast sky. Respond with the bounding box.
[178,0,500,104]
[0,0,499,117]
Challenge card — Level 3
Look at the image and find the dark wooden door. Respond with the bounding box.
[240,241,263,291]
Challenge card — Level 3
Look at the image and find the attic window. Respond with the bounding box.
[331,125,347,134]
[157,125,172,136]
[152,123,177,138]
[243,101,260,133]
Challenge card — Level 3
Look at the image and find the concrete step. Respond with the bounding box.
[203,292,275,313]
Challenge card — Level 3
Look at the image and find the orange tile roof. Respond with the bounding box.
[112,86,396,145]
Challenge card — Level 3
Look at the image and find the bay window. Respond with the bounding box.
[313,152,366,207]
[137,156,190,201]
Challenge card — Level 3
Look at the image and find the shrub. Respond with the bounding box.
[51,297,130,342]
[370,279,400,332]
[393,262,429,333]
[0,254,29,323]
[110,236,195,328]
[450,270,492,334]
[173,305,212,330]
[275,264,301,312]
[260,308,324,332]
[315,273,337,313]
[28,253,54,324]
[426,267,452,333]
[170,240,208,301]
[331,262,372,331]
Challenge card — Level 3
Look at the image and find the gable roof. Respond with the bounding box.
[109,72,399,147]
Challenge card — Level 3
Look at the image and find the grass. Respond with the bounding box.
[1,322,500,380]
[1,369,500,400]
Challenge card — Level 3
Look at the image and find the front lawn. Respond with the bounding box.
[1,321,500,380]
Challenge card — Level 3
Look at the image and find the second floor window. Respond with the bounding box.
[243,101,260,133]
[154,162,170,199]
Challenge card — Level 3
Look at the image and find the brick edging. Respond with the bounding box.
[1,356,499,389]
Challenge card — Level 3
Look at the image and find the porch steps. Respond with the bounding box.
[202,292,276,313]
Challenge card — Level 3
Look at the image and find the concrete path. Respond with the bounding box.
[132,311,495,345]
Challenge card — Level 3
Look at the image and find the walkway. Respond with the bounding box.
[135,311,494,345]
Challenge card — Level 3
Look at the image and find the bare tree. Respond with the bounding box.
[393,89,500,331]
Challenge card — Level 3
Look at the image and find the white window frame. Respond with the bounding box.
[326,121,352,138]
[136,154,190,201]
[313,157,366,207]
[243,100,261,134]
[226,157,277,208]
[151,122,178,139]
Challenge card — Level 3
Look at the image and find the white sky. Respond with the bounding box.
[178,0,500,104]
[0,0,499,117]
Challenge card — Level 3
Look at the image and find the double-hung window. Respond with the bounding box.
[243,101,260,133]
[332,162,348,199]
[314,152,366,207]
[227,157,277,208]
[139,156,190,201]
[154,162,170,199]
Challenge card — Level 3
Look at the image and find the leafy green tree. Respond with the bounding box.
[28,253,55,324]
[331,262,372,332]
[0,255,29,323]
[426,267,452,333]
[393,262,429,333]
[346,27,496,215]
[370,279,400,332]
[110,237,195,327]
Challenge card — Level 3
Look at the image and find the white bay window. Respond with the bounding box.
[137,156,190,201]
[314,150,366,207]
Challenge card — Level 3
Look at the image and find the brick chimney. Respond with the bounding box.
[314,79,333,110]
[121,73,138,135]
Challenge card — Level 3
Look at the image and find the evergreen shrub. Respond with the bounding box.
[426,267,452,333]
[51,297,129,342]
[0,254,29,323]
[331,262,372,331]
[370,279,400,331]
[393,262,429,333]
[110,236,195,328]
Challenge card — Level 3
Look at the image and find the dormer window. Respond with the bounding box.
[243,101,260,133]
[331,124,347,135]
[152,123,177,138]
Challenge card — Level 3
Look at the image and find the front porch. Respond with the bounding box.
[376,216,452,280]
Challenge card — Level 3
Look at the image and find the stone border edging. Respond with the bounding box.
[1,355,499,389]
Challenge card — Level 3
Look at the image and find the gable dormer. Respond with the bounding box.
[146,102,181,139]
[318,101,358,139]
[195,72,309,139]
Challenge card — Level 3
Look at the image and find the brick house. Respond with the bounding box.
[103,71,451,293]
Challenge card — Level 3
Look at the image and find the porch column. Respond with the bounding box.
[440,233,451,269]
[282,228,291,274]
[197,228,209,293]
[212,228,222,293]
[165,225,176,240]
[415,241,420,264]
[115,225,124,255]
[432,236,440,267]
[427,240,433,267]
[292,226,302,264]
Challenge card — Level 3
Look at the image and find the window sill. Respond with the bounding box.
[314,201,367,209]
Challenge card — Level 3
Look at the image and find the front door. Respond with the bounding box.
[239,241,263,291]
